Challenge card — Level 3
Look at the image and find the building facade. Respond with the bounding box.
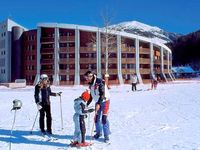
[31,23,174,85]
[0,19,174,85]
[0,19,26,83]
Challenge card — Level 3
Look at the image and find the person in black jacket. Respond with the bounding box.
[34,74,61,135]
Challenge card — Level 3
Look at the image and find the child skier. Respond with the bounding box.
[70,90,95,147]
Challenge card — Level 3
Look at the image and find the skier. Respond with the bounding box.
[34,74,61,135]
[151,75,158,90]
[84,70,111,143]
[70,90,95,147]
[131,73,138,91]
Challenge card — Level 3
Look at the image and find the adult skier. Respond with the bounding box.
[131,73,138,91]
[34,74,61,135]
[70,90,95,147]
[84,70,111,143]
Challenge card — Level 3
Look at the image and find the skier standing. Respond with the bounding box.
[84,70,111,143]
[34,74,61,135]
[131,74,138,91]
[70,90,95,147]
[151,75,158,90]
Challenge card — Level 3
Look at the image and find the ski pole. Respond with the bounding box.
[30,111,39,134]
[90,113,96,144]
[88,113,91,132]
[59,94,63,130]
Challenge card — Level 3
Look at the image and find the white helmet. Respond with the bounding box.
[40,74,48,80]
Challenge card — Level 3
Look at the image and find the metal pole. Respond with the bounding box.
[59,95,63,130]
[9,109,17,150]
[30,111,39,134]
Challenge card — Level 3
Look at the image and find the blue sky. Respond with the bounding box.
[0,0,200,34]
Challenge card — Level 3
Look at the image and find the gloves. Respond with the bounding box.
[88,108,95,113]
[36,102,42,110]
[57,92,62,96]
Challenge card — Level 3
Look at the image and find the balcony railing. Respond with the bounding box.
[140,68,150,74]
[140,48,150,54]
[59,70,75,75]
[121,58,136,63]
[154,59,161,64]
[80,58,96,63]
[59,58,75,64]
[40,37,54,43]
[80,47,96,52]
[59,47,75,53]
[59,36,75,42]
[40,48,54,53]
[140,58,150,64]
[41,59,54,64]
[121,47,135,52]
[121,69,136,74]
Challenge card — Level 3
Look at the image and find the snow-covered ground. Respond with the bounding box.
[1,80,200,150]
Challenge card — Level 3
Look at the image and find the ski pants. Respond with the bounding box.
[132,83,137,91]
[73,114,86,143]
[95,100,111,138]
[39,104,52,132]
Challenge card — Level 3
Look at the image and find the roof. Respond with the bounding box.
[172,66,195,73]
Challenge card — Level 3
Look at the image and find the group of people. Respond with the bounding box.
[131,73,158,91]
[34,70,111,147]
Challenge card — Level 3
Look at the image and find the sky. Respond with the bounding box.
[0,0,200,34]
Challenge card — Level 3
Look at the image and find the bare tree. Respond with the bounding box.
[88,11,125,85]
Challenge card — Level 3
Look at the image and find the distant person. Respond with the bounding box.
[84,70,111,143]
[131,74,138,91]
[34,74,61,135]
[151,75,158,90]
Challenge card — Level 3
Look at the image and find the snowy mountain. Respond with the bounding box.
[1,80,200,149]
[110,21,182,44]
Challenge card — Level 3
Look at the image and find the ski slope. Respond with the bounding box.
[0,80,200,150]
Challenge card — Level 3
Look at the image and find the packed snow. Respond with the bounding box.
[1,80,200,150]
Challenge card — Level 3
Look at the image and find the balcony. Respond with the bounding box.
[41,59,54,64]
[59,58,75,64]
[140,58,150,64]
[101,69,118,74]
[60,81,74,85]
[154,59,161,64]
[40,70,54,74]
[140,68,150,74]
[59,36,75,42]
[59,47,75,53]
[164,60,168,65]
[41,48,54,54]
[80,47,96,52]
[101,58,117,63]
[140,48,150,54]
[40,37,54,43]
[59,70,75,75]
[121,69,136,74]
[121,47,135,52]
[80,58,96,63]
[121,58,136,63]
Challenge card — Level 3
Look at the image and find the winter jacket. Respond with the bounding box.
[74,97,91,116]
[87,75,110,105]
[131,75,138,84]
[34,83,57,105]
